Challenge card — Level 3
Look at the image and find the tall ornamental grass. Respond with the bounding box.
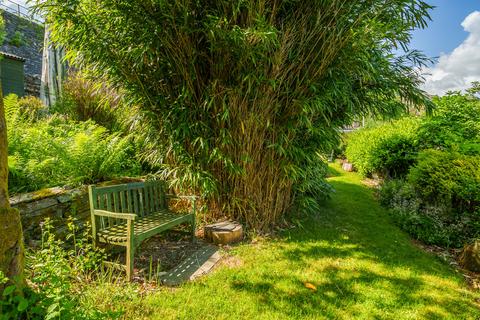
[37,0,433,230]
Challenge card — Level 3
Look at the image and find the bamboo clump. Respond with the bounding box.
[37,0,433,231]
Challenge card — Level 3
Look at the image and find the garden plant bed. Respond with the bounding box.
[411,240,480,290]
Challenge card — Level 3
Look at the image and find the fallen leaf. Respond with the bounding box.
[304,282,317,291]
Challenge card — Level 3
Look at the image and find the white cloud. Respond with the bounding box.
[422,11,480,95]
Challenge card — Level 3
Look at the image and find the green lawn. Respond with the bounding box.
[85,163,480,319]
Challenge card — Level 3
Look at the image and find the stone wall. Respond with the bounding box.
[9,178,145,246]
[0,10,44,97]
[10,186,90,246]
[24,74,41,96]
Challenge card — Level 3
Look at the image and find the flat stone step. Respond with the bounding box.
[161,243,220,286]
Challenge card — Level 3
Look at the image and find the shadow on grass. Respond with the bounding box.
[228,179,480,319]
[326,165,342,178]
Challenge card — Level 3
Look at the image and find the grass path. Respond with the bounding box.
[89,164,480,319]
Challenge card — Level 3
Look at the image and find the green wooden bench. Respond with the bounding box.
[88,180,196,280]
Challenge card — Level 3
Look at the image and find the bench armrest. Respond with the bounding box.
[93,209,137,220]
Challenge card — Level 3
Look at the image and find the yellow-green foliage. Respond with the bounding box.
[345,117,421,177]
[5,95,141,194]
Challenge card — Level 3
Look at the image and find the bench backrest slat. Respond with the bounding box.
[98,193,106,229]
[126,189,133,213]
[104,192,112,227]
[148,183,155,213]
[144,185,150,215]
[89,181,168,230]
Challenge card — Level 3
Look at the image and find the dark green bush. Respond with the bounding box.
[417,93,480,150]
[372,135,418,178]
[408,150,480,213]
[345,117,420,177]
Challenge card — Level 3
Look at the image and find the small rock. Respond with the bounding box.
[459,240,480,272]
[342,162,354,172]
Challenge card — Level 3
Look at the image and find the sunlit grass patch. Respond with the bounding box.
[82,163,480,319]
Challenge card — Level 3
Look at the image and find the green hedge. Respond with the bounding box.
[345,117,420,177]
[348,90,480,247]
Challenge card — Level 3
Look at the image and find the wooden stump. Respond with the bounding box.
[204,221,243,245]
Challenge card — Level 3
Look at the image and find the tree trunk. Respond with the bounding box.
[0,82,24,288]
[40,25,67,107]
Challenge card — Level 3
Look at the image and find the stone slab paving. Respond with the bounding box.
[161,243,220,286]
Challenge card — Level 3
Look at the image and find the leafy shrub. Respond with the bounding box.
[345,117,420,177]
[1,218,110,319]
[417,92,480,150]
[5,95,142,193]
[379,150,480,247]
[408,150,480,213]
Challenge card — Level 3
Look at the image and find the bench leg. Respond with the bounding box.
[191,215,196,242]
[126,244,134,281]
[126,220,135,281]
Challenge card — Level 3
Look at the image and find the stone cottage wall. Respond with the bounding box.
[0,10,44,97]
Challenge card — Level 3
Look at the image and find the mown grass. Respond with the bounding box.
[83,163,480,319]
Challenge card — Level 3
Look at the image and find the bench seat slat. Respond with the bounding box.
[97,209,192,244]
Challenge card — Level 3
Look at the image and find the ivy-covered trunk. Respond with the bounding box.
[0,85,24,289]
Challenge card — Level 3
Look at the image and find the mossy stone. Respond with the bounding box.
[459,240,480,272]
[0,207,24,289]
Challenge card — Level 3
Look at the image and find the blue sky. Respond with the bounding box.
[410,0,480,58]
[410,0,480,95]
